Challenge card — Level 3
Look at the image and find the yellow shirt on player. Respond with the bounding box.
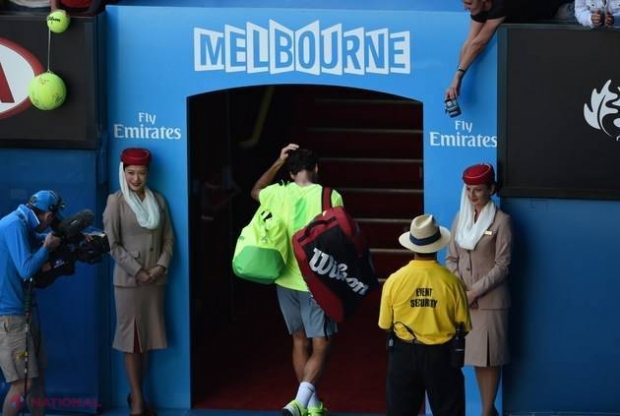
[259,182,343,291]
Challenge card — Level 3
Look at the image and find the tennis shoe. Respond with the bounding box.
[282,399,307,416]
[308,402,327,416]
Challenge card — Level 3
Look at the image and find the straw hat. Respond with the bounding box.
[398,214,451,254]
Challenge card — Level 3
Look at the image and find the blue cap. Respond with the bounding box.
[28,190,65,214]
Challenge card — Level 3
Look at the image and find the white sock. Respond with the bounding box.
[294,381,315,408]
[308,392,321,408]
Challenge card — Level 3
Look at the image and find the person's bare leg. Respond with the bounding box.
[475,366,501,416]
[291,330,311,381]
[125,352,145,414]
[3,377,44,416]
[29,374,46,416]
[302,336,332,384]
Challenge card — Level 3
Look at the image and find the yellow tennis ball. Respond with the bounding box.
[47,10,70,34]
[28,72,67,111]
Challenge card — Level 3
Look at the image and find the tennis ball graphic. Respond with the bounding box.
[28,72,67,111]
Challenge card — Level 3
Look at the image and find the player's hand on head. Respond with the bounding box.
[280,143,299,161]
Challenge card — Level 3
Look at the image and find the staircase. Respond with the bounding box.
[291,85,424,280]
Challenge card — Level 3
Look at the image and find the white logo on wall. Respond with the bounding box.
[584,79,620,141]
[428,120,497,148]
[113,112,182,140]
[0,38,44,119]
[193,20,411,75]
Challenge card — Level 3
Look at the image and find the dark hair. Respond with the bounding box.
[286,148,318,175]
[123,163,150,171]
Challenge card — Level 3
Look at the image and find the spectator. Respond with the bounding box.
[575,0,619,28]
[445,0,574,101]
[51,0,107,15]
[446,163,513,416]
[379,214,471,416]
[103,147,174,416]
[0,190,63,416]
[3,0,50,13]
[250,143,343,416]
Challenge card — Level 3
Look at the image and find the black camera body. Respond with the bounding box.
[33,210,110,288]
[445,98,462,118]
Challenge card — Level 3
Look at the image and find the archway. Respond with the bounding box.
[187,84,423,413]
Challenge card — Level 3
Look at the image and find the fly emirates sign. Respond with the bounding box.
[194,20,411,75]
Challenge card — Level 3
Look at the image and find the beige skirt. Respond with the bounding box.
[113,285,168,353]
[465,308,510,367]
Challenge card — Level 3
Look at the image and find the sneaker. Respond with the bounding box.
[282,399,307,416]
[308,402,327,416]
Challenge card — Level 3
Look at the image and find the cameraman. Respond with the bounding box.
[0,190,63,416]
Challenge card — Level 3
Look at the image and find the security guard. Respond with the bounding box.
[379,214,472,416]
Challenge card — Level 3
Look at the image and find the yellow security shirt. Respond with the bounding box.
[378,259,471,345]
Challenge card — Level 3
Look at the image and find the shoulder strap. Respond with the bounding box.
[321,187,332,211]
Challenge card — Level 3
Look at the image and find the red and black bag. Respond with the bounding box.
[292,187,379,322]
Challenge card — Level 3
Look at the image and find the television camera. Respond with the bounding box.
[33,209,110,288]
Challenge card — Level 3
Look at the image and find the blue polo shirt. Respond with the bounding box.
[0,205,50,315]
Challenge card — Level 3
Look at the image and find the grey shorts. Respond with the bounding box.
[276,286,337,338]
[0,315,46,383]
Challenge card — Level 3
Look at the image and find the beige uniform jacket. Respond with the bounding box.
[103,190,174,287]
[445,209,512,309]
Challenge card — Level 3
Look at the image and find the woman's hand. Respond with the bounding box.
[147,265,166,282]
[467,290,479,309]
[136,269,153,285]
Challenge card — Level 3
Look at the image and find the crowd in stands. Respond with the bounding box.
[445,0,619,102]
[1,0,618,24]
[0,0,115,15]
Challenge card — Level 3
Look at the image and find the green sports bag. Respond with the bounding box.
[232,207,288,284]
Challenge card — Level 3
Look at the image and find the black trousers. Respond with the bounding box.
[386,338,465,416]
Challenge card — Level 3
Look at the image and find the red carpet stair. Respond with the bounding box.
[292,85,424,280]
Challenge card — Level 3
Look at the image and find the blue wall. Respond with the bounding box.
[0,149,108,413]
[502,197,620,413]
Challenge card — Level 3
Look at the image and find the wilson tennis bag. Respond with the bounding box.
[232,207,288,284]
[292,188,379,322]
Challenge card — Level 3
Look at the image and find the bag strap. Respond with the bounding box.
[322,187,333,211]
[387,320,416,350]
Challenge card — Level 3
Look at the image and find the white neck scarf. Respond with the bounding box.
[119,162,161,230]
[455,185,496,250]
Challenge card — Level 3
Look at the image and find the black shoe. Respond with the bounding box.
[128,393,157,416]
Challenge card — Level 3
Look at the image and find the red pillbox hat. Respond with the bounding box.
[462,163,495,185]
[121,148,151,166]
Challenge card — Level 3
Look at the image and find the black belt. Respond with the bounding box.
[394,337,450,347]
[394,336,426,345]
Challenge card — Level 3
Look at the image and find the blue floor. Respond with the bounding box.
[102,409,383,416]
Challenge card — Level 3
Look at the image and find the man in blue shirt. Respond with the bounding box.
[0,190,63,416]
